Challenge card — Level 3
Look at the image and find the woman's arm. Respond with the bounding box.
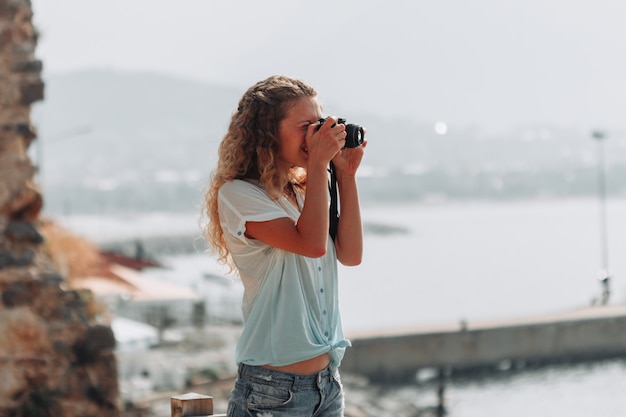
[244,119,345,257]
[333,171,363,265]
[243,162,330,258]
[332,142,367,265]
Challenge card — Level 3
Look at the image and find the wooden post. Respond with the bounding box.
[171,392,227,417]
[436,368,446,417]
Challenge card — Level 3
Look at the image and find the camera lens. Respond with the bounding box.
[345,123,365,148]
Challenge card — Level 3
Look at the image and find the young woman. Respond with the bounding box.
[203,75,366,417]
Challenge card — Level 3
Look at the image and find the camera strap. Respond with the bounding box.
[329,162,339,241]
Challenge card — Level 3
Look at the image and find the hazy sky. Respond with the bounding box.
[31,0,626,132]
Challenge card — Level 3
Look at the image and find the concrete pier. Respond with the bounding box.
[341,305,626,382]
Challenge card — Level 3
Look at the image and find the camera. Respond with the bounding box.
[317,117,365,149]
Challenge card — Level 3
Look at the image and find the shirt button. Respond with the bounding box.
[320,288,324,293]
[237,230,242,236]
[324,331,329,337]
[318,266,322,271]
[323,310,327,315]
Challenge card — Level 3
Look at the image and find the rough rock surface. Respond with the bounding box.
[0,1,120,415]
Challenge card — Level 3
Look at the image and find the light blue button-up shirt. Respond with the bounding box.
[218,180,350,368]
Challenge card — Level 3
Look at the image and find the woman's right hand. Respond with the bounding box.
[305,117,347,169]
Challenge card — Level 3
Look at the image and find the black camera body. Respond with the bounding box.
[317,117,365,149]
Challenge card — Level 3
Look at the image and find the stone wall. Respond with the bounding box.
[0,1,120,416]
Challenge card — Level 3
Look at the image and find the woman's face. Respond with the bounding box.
[277,96,322,172]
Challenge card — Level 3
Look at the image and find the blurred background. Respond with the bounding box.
[29,0,626,416]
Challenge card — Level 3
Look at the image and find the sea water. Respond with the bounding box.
[57,197,626,416]
[339,197,626,331]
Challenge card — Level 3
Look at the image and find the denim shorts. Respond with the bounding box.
[226,363,344,417]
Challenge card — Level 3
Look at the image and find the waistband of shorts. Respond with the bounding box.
[237,363,337,388]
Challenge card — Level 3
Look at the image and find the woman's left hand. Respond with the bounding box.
[331,138,367,177]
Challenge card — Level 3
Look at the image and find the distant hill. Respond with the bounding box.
[34,70,238,180]
[32,70,626,215]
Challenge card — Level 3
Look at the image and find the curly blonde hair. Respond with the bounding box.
[202,75,317,267]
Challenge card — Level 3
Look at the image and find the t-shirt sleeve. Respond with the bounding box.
[218,180,290,243]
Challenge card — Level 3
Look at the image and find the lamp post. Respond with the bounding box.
[592,130,610,305]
